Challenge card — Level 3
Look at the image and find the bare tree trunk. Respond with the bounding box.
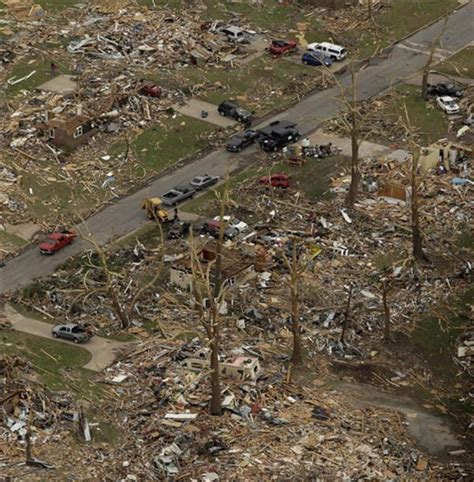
[206,187,228,416]
[209,312,222,415]
[411,149,424,261]
[367,0,372,20]
[382,280,391,342]
[346,68,360,208]
[289,241,303,366]
[340,285,353,344]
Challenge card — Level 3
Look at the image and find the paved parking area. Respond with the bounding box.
[175,99,237,128]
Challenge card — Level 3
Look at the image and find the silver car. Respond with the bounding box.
[190,174,219,190]
[52,324,91,343]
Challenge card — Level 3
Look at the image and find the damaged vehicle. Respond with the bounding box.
[436,96,460,114]
[260,173,291,188]
[226,129,259,152]
[162,186,195,206]
[38,230,76,255]
[217,26,248,43]
[167,221,191,240]
[302,51,332,67]
[218,100,253,125]
[269,39,298,56]
[258,120,300,152]
[202,220,239,240]
[139,82,161,98]
[190,174,219,190]
[427,82,463,98]
[52,324,92,343]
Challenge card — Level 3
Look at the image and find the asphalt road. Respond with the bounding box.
[1,2,473,295]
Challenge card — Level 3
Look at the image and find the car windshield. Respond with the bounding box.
[445,100,456,107]
[192,177,204,183]
[44,239,56,245]
[163,192,175,198]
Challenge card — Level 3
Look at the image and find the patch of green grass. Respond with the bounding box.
[185,154,350,216]
[387,85,450,145]
[0,230,28,252]
[354,0,459,59]
[138,0,302,30]
[6,57,69,97]
[9,302,51,324]
[0,331,106,400]
[412,287,473,381]
[110,115,215,175]
[163,57,316,117]
[435,46,474,79]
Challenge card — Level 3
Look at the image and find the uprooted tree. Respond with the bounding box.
[188,184,231,416]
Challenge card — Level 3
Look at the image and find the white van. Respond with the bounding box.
[307,42,347,61]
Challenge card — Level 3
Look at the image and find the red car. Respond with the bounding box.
[39,230,76,255]
[259,173,291,188]
[269,40,297,56]
[139,83,161,98]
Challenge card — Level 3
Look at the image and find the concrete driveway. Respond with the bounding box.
[175,99,237,127]
[1,2,473,295]
[5,304,131,372]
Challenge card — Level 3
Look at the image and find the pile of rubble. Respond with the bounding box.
[1,345,466,480]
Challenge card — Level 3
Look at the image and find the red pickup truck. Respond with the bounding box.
[38,230,76,255]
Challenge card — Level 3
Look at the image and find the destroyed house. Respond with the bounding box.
[170,244,255,291]
[43,114,98,148]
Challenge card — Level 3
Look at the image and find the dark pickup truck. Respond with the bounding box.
[258,120,300,151]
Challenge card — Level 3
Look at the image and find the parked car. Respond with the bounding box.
[269,39,297,56]
[259,173,291,188]
[139,82,161,98]
[218,26,248,43]
[52,324,91,343]
[427,82,463,98]
[213,215,248,233]
[258,120,300,152]
[202,220,239,240]
[167,221,191,239]
[302,51,332,67]
[162,186,196,206]
[38,230,76,255]
[218,100,252,124]
[436,96,460,114]
[190,174,219,190]
[307,42,347,61]
[226,129,259,152]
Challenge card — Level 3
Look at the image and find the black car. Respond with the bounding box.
[226,129,259,152]
[427,82,463,98]
[218,100,252,124]
[167,221,191,239]
[258,120,300,152]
